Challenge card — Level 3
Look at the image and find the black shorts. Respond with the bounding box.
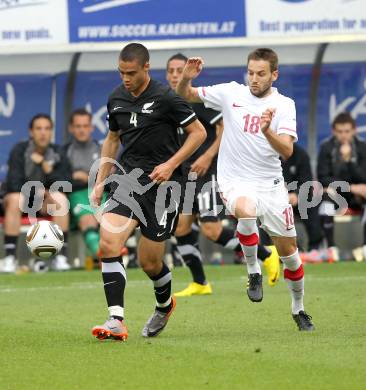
[181,168,225,222]
[105,179,182,242]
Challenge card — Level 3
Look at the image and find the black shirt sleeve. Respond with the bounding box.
[347,140,366,183]
[107,101,120,132]
[164,90,197,128]
[6,143,26,193]
[295,146,313,188]
[193,103,222,127]
[317,142,336,187]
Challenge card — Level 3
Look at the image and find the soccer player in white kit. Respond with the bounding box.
[177,48,314,331]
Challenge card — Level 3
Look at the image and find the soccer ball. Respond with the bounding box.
[26,220,64,259]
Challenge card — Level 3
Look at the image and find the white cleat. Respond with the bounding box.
[51,255,71,271]
[0,255,17,273]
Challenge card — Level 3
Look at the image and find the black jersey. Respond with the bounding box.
[180,103,222,167]
[107,79,197,183]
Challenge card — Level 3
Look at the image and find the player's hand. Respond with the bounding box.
[340,143,352,162]
[183,57,204,80]
[260,108,276,133]
[149,162,175,184]
[288,192,298,207]
[350,184,366,198]
[190,154,212,177]
[41,161,53,174]
[31,152,44,165]
[73,170,89,183]
[90,183,105,207]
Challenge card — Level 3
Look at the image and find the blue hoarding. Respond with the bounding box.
[317,62,366,141]
[0,75,53,181]
[3,61,366,184]
[68,0,246,42]
[55,65,311,147]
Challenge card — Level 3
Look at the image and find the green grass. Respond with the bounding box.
[0,262,365,389]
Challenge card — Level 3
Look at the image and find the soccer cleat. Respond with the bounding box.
[262,245,280,286]
[352,246,364,263]
[292,311,315,331]
[51,254,71,271]
[327,246,339,263]
[299,249,323,264]
[142,296,176,338]
[174,282,213,297]
[0,255,17,273]
[247,273,263,302]
[92,318,128,341]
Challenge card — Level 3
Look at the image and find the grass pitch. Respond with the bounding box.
[0,262,365,389]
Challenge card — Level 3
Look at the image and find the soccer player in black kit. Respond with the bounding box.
[91,43,206,341]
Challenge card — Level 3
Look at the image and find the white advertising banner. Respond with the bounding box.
[0,0,68,46]
[246,0,366,37]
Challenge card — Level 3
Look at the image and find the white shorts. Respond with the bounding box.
[219,180,297,238]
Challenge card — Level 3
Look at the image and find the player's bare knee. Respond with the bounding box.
[233,197,256,218]
[5,193,23,212]
[140,260,160,275]
[99,236,120,257]
[175,214,193,237]
[273,237,298,257]
[175,222,191,237]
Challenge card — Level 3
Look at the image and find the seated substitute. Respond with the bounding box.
[0,113,71,273]
[317,112,366,261]
[64,108,105,263]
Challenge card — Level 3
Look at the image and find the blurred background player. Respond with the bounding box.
[64,108,104,265]
[166,53,280,297]
[0,113,71,273]
[177,49,315,331]
[281,143,324,260]
[317,112,366,261]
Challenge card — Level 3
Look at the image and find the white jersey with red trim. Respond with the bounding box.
[197,82,297,186]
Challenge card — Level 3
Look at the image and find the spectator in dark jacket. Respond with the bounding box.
[317,112,366,260]
[282,143,323,252]
[0,113,72,273]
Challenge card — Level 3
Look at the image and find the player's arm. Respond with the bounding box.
[191,119,223,176]
[6,143,26,193]
[95,131,120,185]
[317,143,335,187]
[261,108,294,160]
[91,131,120,205]
[176,57,204,103]
[149,119,206,184]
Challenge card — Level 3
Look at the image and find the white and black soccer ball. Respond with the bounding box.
[26,220,64,259]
